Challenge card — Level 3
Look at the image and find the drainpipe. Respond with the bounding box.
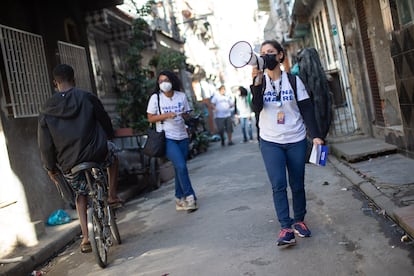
[326,0,358,131]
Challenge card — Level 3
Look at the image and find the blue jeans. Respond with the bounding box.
[240,117,253,141]
[166,138,196,200]
[259,138,307,229]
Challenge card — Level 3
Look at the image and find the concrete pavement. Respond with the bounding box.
[329,136,414,241]
[1,134,414,275]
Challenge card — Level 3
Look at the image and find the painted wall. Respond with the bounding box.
[335,0,410,157]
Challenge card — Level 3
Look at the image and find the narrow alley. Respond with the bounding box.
[36,130,414,276]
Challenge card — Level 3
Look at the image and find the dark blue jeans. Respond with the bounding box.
[166,138,196,200]
[259,138,307,229]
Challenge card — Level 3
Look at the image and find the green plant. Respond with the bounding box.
[115,0,187,133]
[149,49,186,72]
[115,15,155,133]
[195,132,209,153]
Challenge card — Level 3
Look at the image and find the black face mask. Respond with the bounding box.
[263,54,279,70]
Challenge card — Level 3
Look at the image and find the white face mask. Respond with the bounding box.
[159,81,172,92]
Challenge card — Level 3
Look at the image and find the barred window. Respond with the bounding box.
[57,41,93,93]
[0,24,51,118]
[396,0,414,26]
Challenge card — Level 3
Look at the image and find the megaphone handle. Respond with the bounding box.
[255,56,260,70]
[252,69,263,86]
[254,75,262,86]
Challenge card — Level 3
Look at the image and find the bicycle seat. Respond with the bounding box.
[71,162,102,174]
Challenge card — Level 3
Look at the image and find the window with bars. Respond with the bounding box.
[57,41,93,93]
[0,24,51,118]
[396,0,414,26]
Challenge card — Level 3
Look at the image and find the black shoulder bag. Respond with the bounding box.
[143,93,166,157]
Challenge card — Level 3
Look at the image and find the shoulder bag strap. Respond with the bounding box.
[287,72,298,100]
[156,93,164,130]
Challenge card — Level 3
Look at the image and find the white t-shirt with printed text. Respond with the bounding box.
[258,71,310,144]
[147,91,190,140]
[211,93,234,118]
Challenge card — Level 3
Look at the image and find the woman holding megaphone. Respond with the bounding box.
[250,40,324,247]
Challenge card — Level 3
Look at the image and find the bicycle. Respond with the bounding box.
[113,128,161,191]
[70,162,121,268]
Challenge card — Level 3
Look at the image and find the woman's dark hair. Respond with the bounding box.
[53,64,75,82]
[239,86,248,97]
[155,70,182,92]
[261,40,285,63]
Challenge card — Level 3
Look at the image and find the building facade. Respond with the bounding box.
[260,0,413,158]
[0,0,132,257]
[0,0,211,258]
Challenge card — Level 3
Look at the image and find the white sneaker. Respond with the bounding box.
[175,198,186,211]
[184,195,198,212]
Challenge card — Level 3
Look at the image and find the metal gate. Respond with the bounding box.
[57,41,93,93]
[328,71,358,137]
[0,24,50,118]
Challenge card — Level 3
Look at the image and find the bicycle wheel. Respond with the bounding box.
[108,206,122,245]
[87,206,108,268]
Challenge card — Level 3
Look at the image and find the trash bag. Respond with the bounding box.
[47,209,71,226]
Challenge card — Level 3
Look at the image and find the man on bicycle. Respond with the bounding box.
[38,64,123,253]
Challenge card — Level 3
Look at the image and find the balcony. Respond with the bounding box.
[288,0,314,39]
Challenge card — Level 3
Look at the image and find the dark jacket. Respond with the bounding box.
[38,88,114,173]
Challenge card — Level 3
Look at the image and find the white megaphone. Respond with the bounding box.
[229,41,264,70]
